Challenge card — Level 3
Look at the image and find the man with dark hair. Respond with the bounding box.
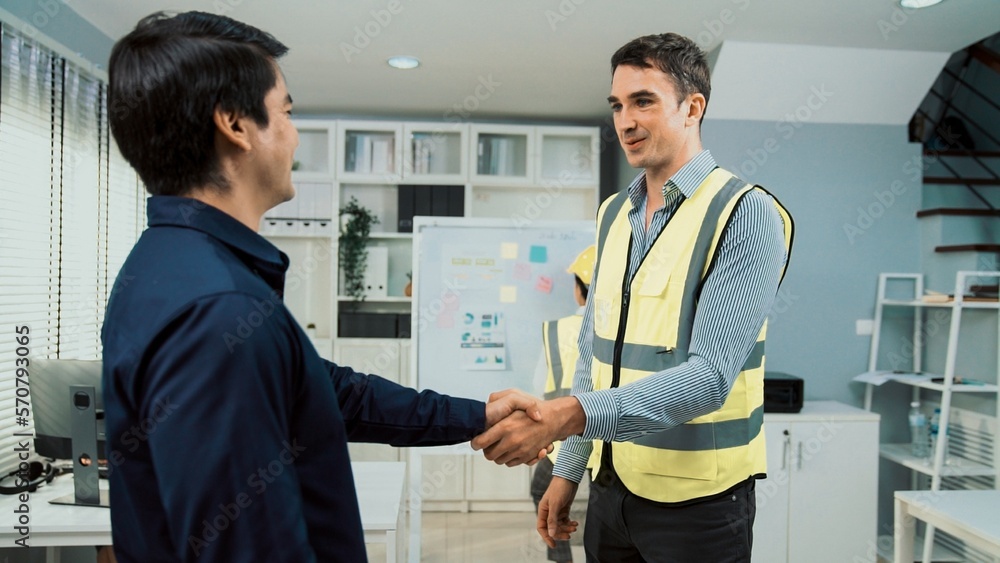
[101,12,544,562]
[473,32,793,561]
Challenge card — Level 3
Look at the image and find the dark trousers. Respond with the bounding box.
[584,469,755,563]
[530,457,575,562]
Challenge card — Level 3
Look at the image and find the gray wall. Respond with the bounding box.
[0,0,113,67]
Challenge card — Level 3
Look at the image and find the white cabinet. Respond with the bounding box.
[752,401,879,563]
[402,122,468,184]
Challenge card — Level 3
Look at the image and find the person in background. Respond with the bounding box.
[472,32,794,562]
[101,12,545,562]
[529,245,596,563]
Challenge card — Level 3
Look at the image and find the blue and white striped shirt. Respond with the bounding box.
[551,150,788,484]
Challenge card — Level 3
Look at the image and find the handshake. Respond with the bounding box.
[473,389,586,466]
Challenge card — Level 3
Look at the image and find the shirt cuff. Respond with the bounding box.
[550,435,590,484]
[575,389,620,441]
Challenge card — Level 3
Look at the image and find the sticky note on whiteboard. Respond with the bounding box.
[529,245,548,263]
[500,286,517,303]
[535,276,553,293]
[513,262,531,281]
[500,242,518,259]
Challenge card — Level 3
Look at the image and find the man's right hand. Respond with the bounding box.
[537,476,580,548]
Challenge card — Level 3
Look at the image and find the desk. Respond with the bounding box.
[0,461,407,562]
[894,490,1000,562]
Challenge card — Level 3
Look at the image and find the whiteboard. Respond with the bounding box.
[413,217,594,400]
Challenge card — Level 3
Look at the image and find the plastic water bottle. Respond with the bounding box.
[908,402,928,458]
[929,408,944,461]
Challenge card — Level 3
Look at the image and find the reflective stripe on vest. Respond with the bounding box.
[542,315,583,401]
[587,168,793,503]
[542,314,585,463]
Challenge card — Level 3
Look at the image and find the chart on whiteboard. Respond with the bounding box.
[459,311,507,371]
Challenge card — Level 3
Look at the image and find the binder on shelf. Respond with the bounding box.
[363,246,389,299]
[447,185,464,217]
[397,185,415,232]
[430,185,449,217]
[396,313,411,338]
[338,312,397,338]
[413,185,432,219]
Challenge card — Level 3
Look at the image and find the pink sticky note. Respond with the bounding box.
[435,313,455,329]
[442,291,461,312]
[513,262,531,281]
[535,276,553,294]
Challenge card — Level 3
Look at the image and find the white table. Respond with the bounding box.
[0,461,406,562]
[354,461,407,562]
[894,490,1000,562]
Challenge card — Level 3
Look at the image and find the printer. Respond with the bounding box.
[763,372,804,413]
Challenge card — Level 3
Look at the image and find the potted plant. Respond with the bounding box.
[339,197,379,302]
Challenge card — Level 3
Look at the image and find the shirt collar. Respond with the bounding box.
[146,196,290,290]
[626,149,718,207]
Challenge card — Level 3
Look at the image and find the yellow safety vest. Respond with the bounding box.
[542,314,584,462]
[589,168,793,503]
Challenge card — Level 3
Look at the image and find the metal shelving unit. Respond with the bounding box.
[861,270,1000,563]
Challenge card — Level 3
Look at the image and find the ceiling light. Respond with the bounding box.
[387,56,420,70]
[899,0,943,8]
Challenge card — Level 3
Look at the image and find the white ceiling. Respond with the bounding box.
[70,0,1000,122]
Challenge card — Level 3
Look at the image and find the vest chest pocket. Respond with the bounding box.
[635,265,671,297]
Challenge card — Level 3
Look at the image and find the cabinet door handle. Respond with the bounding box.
[782,430,790,470]
[797,441,803,470]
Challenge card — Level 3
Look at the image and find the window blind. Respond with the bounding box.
[0,21,144,474]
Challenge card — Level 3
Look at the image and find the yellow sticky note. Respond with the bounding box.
[500,286,517,303]
[500,243,518,260]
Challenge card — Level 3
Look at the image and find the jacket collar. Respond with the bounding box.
[146,196,290,292]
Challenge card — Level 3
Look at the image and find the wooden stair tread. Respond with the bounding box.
[934,244,1000,253]
[923,177,1000,186]
[923,149,1000,158]
[916,208,1000,218]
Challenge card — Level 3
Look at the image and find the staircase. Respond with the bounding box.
[911,33,1000,293]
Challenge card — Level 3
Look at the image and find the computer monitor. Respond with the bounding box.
[30,358,108,507]
[31,358,105,459]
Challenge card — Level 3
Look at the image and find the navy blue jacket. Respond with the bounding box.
[101,196,486,562]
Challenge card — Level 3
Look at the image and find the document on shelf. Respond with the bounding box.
[852,371,935,386]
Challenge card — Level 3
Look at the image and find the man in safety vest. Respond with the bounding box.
[473,32,793,561]
[529,245,595,563]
